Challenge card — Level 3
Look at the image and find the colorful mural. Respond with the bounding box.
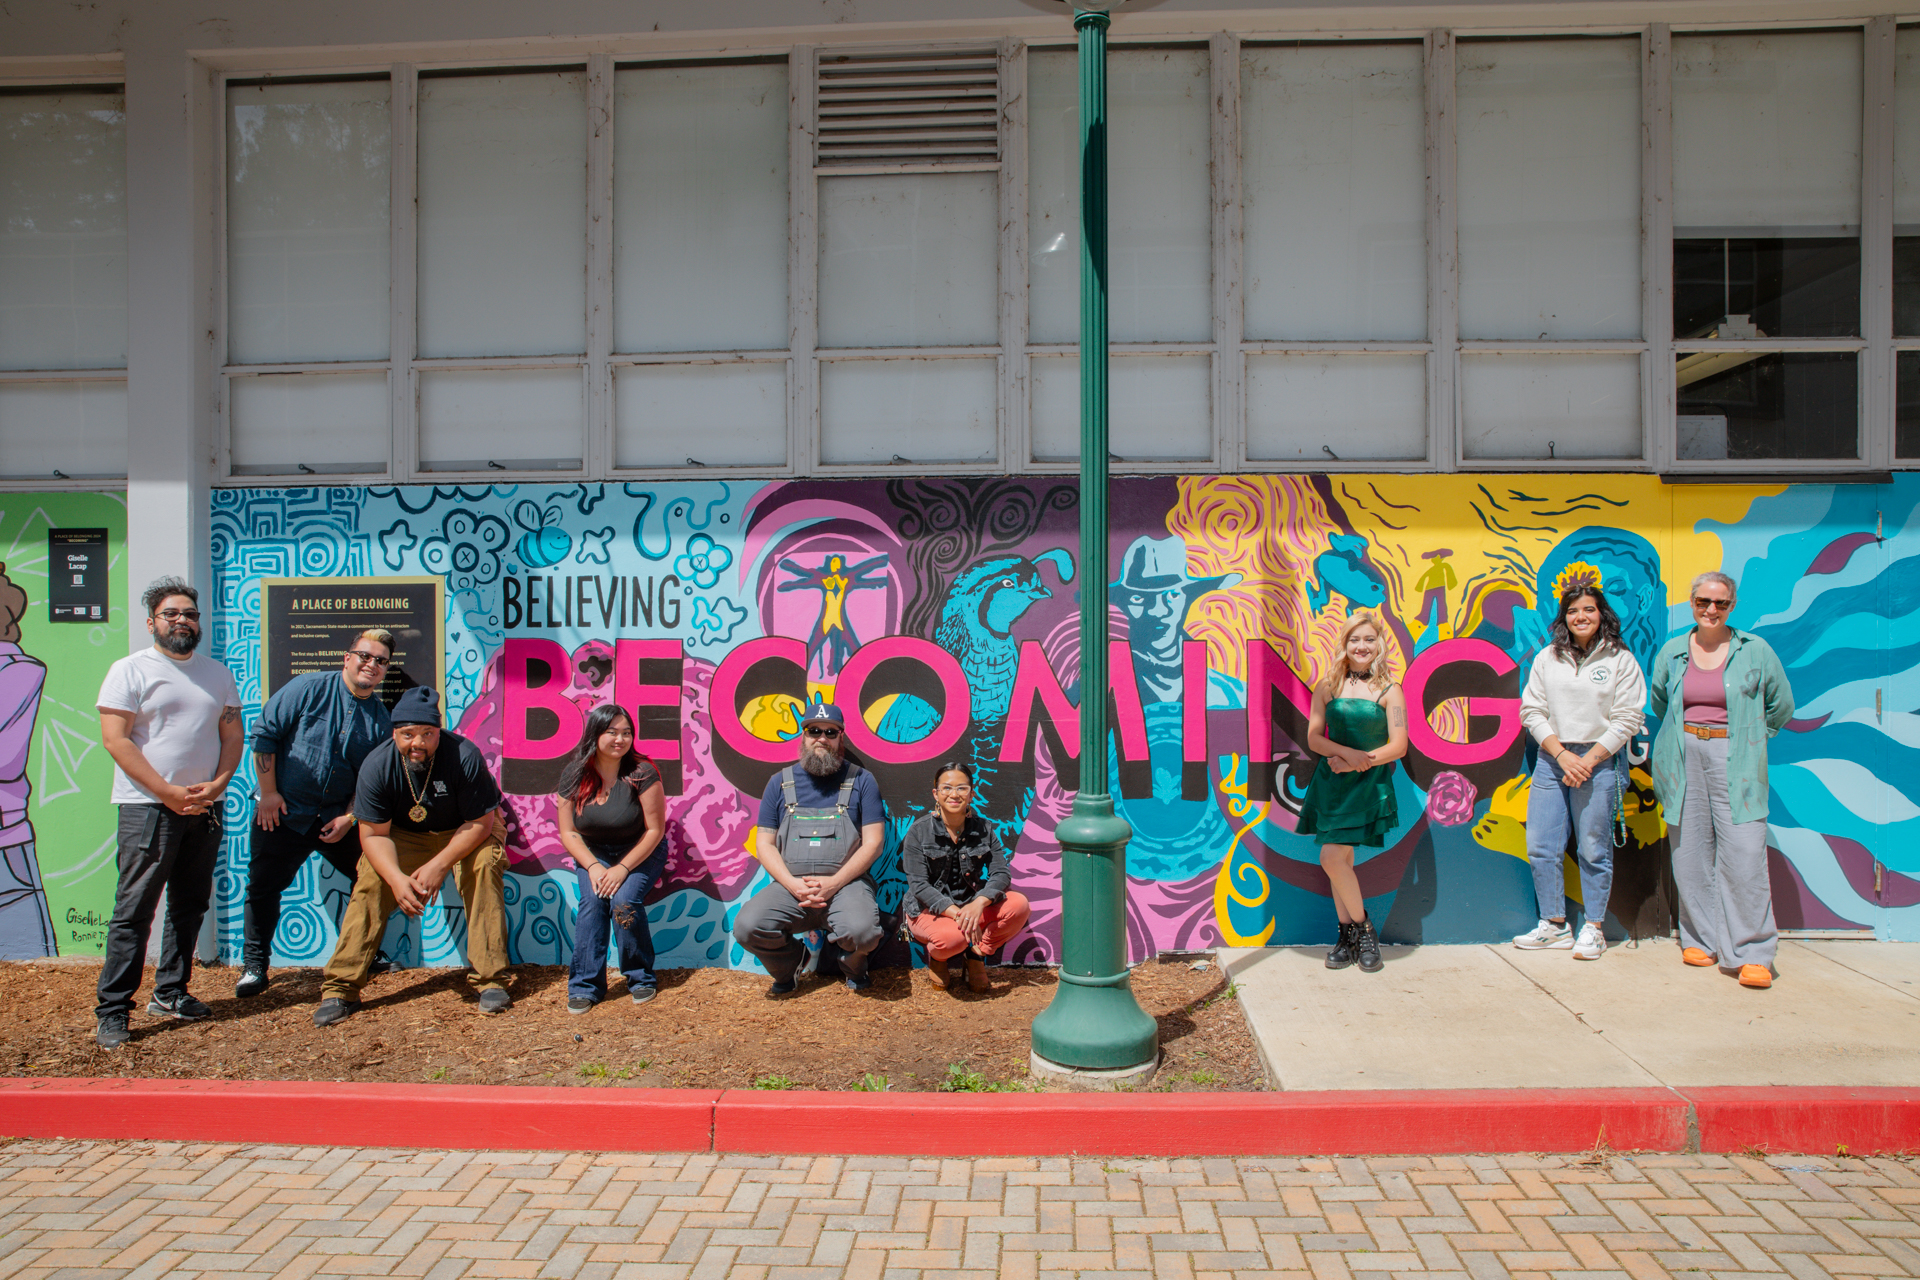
[0,493,127,961]
[173,474,1920,972]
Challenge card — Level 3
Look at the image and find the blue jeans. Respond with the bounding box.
[1526,743,1624,929]
[568,846,666,1000]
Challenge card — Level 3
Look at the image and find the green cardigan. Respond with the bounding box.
[1647,628,1795,827]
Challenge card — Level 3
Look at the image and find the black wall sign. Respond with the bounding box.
[48,528,109,623]
[259,576,444,710]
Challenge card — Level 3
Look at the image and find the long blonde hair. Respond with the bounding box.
[1317,611,1394,701]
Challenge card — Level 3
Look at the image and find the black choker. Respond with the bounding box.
[1346,667,1373,681]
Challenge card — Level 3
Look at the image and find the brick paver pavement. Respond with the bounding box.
[0,1140,1915,1280]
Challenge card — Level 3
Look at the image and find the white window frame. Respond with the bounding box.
[0,74,132,490]
[196,17,1911,487]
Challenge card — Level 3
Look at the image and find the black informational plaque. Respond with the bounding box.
[259,576,444,709]
[48,528,109,622]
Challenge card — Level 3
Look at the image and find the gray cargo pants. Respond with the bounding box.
[1672,731,1777,973]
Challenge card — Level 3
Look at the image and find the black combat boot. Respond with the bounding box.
[1354,916,1384,973]
[1325,920,1357,970]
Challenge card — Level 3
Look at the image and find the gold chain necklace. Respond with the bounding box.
[403,755,432,824]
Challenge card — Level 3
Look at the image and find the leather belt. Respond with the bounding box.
[1683,724,1728,739]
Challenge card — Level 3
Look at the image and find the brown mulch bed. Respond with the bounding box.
[0,958,1264,1094]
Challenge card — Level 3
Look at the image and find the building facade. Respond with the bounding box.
[1,0,1913,967]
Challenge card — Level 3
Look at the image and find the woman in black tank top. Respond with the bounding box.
[555,704,666,1013]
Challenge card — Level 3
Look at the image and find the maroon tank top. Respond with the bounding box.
[1683,656,1728,726]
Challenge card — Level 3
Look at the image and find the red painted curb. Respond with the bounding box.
[712,1088,1686,1156]
[0,1079,718,1152]
[12,1080,1918,1155]
[1685,1087,1920,1155]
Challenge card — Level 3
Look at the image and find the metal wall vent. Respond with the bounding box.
[816,48,1000,167]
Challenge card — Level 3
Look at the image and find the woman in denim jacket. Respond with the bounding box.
[901,762,1029,993]
[1648,571,1794,989]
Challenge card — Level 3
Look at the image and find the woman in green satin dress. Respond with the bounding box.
[1298,611,1409,973]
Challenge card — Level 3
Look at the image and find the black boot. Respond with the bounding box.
[1325,920,1357,970]
[1355,916,1384,973]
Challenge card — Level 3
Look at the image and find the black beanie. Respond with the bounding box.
[390,685,441,727]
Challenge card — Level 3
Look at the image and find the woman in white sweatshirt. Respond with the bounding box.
[1513,583,1647,960]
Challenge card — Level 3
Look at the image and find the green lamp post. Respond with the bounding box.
[1029,0,1160,1082]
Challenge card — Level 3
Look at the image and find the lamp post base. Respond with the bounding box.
[1029,1049,1160,1090]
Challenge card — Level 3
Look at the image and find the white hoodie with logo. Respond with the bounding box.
[1519,641,1647,756]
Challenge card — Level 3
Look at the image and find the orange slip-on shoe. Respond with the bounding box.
[1739,965,1773,988]
[1682,947,1716,966]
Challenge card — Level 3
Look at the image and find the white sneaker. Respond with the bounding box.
[1572,923,1607,960]
[1513,920,1573,949]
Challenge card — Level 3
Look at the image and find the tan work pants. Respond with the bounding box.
[321,829,509,999]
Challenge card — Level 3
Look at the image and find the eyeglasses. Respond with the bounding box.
[346,651,392,667]
[155,608,200,622]
[935,784,973,795]
[804,726,842,739]
[1691,597,1732,611]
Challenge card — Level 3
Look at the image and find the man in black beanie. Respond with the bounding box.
[313,686,511,1025]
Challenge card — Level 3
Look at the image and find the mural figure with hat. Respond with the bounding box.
[313,685,512,1026]
[1114,535,1242,704]
[732,700,887,996]
[0,563,50,959]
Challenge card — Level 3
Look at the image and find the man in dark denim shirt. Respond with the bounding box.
[236,629,395,998]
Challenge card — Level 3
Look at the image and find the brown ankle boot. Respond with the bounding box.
[965,955,988,992]
[926,955,950,989]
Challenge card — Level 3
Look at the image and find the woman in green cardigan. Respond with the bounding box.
[1647,571,1794,989]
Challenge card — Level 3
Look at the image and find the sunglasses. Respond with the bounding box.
[346,650,392,667]
[155,608,200,622]
[1691,597,1732,610]
[804,726,842,739]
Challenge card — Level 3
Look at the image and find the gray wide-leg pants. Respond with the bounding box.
[1671,731,1777,972]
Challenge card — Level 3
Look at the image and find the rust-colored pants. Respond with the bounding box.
[909,891,1031,962]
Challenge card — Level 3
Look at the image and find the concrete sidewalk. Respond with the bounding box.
[1221,940,1920,1092]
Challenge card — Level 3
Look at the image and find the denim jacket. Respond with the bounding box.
[1648,628,1794,827]
[250,670,392,827]
[900,810,1012,917]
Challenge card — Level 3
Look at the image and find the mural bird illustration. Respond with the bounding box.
[1306,533,1388,615]
[871,549,1074,846]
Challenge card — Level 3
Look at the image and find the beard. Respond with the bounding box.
[156,625,200,655]
[801,740,843,777]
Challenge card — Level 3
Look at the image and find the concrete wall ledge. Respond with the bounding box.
[3,1080,1913,1155]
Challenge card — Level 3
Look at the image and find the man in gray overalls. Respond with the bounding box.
[732,702,886,995]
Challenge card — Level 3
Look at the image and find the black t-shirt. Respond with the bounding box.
[571,762,661,857]
[355,730,501,834]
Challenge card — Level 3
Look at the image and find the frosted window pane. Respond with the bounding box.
[1241,45,1425,342]
[1030,49,1212,343]
[1030,355,1211,461]
[0,90,126,370]
[230,372,387,475]
[1458,39,1640,340]
[614,363,786,468]
[1674,32,1862,231]
[418,71,586,358]
[614,62,788,354]
[818,173,997,348]
[819,358,995,464]
[0,380,126,478]
[1897,30,1920,226]
[418,368,583,471]
[1460,354,1641,459]
[1245,355,1426,461]
[227,79,390,365]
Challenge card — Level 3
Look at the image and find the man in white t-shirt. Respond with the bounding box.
[92,577,243,1050]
